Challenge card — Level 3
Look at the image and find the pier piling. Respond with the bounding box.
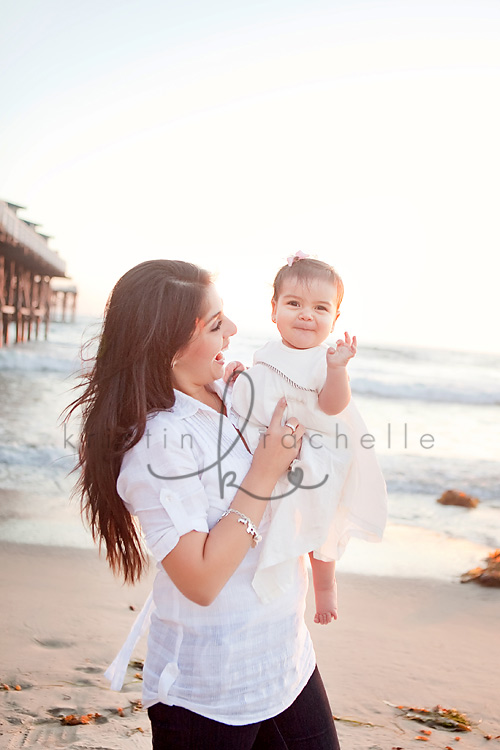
[0,200,72,347]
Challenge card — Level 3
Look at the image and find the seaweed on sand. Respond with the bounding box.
[461,549,500,587]
[385,703,473,732]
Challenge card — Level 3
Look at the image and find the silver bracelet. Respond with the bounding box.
[219,508,262,548]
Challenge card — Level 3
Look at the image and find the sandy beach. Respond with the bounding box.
[1,542,499,750]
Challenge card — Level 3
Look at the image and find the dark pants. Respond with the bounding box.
[148,665,341,749]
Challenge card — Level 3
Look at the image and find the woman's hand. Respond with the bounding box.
[251,397,305,482]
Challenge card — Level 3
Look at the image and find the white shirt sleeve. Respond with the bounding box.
[116,423,210,563]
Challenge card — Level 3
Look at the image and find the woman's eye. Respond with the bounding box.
[212,320,223,331]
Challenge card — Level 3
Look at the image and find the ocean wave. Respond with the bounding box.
[381,456,500,504]
[351,376,500,405]
[386,478,500,504]
[0,348,80,374]
[363,343,500,367]
[0,443,75,472]
[0,317,99,374]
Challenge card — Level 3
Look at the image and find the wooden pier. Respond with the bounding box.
[51,283,78,323]
[0,200,70,347]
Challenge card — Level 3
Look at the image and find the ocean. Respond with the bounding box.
[0,316,498,581]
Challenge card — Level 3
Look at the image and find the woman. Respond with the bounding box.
[67,259,341,749]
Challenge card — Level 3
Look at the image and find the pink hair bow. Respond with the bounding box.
[286,250,309,267]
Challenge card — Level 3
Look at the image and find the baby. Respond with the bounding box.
[230,253,387,623]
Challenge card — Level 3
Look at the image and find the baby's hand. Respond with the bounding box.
[224,360,246,383]
[326,332,357,368]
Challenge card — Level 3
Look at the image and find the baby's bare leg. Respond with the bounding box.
[309,553,338,625]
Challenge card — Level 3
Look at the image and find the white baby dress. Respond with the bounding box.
[231,340,387,603]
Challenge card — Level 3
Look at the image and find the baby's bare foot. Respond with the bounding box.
[313,581,338,625]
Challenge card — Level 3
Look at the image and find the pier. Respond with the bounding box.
[0,200,70,347]
[51,283,78,323]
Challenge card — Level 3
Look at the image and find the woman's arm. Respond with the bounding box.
[161,398,304,606]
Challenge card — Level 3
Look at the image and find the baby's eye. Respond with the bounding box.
[287,300,299,307]
[316,306,328,311]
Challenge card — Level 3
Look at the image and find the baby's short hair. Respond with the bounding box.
[272,258,344,308]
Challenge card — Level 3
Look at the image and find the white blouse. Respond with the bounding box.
[109,380,316,725]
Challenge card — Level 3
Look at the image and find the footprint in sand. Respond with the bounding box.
[6,724,109,749]
[74,665,103,674]
[33,638,75,649]
[47,706,109,723]
[47,707,78,716]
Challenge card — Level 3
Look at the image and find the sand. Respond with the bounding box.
[1,541,499,750]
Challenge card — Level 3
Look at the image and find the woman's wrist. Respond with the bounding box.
[218,508,262,547]
[242,462,281,499]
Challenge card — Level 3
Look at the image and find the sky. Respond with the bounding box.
[1,0,499,352]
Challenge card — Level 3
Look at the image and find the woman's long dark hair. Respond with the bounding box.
[64,260,211,583]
